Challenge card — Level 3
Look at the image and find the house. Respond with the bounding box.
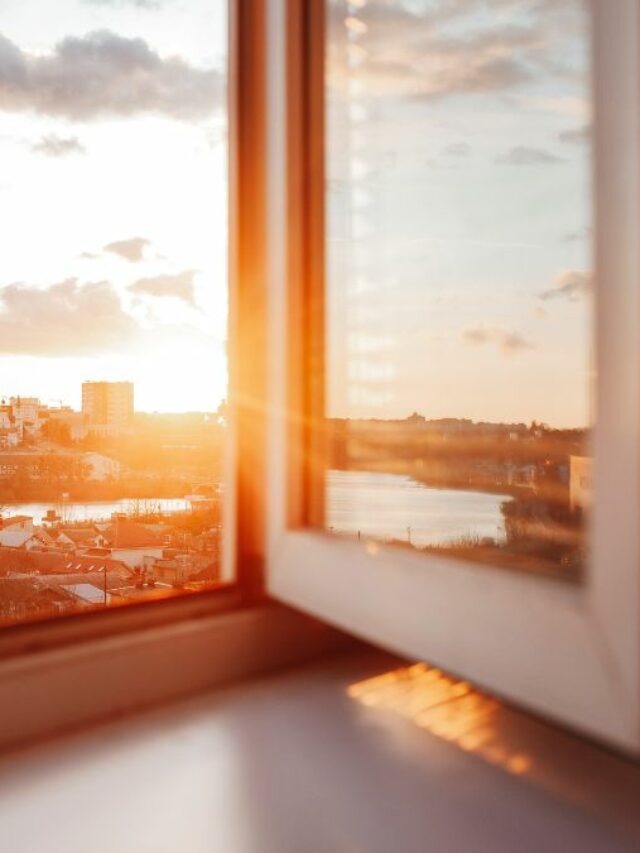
[81,546,113,558]
[0,528,51,550]
[0,411,20,449]
[82,452,122,481]
[25,551,133,581]
[0,569,130,621]
[36,569,131,590]
[54,527,108,550]
[103,516,165,568]
[0,515,34,532]
[0,546,37,575]
[0,517,55,549]
[149,552,213,586]
[62,583,114,607]
[0,577,75,624]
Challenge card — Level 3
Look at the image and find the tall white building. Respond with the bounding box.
[81,381,134,430]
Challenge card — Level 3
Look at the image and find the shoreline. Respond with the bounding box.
[330,466,523,501]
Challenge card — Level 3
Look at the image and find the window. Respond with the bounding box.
[0,0,638,758]
[266,0,640,753]
[0,0,231,627]
[323,0,593,582]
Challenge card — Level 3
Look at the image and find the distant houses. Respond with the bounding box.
[83,452,122,480]
[0,516,53,550]
[0,509,221,625]
[0,389,134,450]
[0,528,50,550]
[54,527,109,549]
[0,449,122,485]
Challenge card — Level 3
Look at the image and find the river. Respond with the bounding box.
[1,498,190,524]
[327,470,509,548]
[3,472,509,546]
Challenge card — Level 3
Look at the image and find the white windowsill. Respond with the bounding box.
[0,602,350,752]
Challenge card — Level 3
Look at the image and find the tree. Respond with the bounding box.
[43,420,73,446]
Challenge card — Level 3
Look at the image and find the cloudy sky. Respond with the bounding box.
[0,0,227,412]
[0,0,591,426]
[327,0,593,428]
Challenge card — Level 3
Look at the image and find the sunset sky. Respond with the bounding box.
[327,0,593,428]
[0,0,592,426]
[0,0,228,413]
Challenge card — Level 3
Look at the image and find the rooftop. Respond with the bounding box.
[105,519,163,549]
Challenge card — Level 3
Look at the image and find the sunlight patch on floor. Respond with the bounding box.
[347,663,533,777]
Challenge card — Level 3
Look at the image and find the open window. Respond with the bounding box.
[267,0,640,754]
[1,0,639,760]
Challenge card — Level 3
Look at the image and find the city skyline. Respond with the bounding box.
[0,384,223,416]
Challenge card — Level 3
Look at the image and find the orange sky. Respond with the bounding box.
[0,0,228,413]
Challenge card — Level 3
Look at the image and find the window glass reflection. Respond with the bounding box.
[325,0,593,580]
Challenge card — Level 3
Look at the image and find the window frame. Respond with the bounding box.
[266,0,640,755]
[0,1,267,660]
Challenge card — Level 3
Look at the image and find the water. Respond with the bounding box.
[327,470,509,548]
[3,474,509,546]
[2,498,190,524]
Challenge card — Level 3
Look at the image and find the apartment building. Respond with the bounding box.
[81,381,134,430]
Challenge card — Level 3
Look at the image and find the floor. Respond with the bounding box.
[0,648,639,853]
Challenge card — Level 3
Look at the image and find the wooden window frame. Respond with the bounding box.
[0,0,275,739]
[266,0,640,755]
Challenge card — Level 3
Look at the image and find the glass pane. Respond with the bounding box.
[325,0,593,580]
[0,0,229,626]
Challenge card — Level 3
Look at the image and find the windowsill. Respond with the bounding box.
[0,602,351,752]
[1,646,638,852]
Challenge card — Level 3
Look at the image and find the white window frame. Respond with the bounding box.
[266,0,640,754]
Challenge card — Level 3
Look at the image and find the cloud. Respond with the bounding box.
[130,270,196,305]
[443,142,470,157]
[338,46,530,102]
[495,145,563,165]
[31,134,85,157]
[416,54,530,100]
[0,279,138,355]
[500,331,535,353]
[328,0,588,103]
[461,325,535,354]
[104,237,150,262]
[540,269,592,301]
[559,123,591,144]
[0,30,222,121]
